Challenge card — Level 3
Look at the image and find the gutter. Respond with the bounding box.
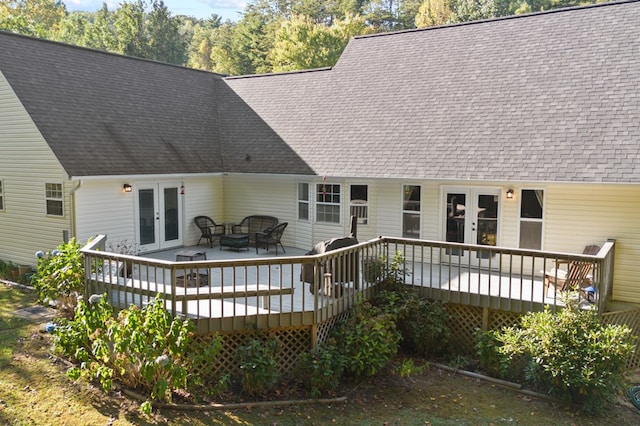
[68,179,82,241]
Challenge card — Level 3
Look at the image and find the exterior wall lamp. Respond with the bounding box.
[123,183,132,193]
[506,189,514,199]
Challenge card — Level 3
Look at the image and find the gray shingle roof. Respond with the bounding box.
[0,32,225,177]
[1,1,639,183]
[224,1,640,183]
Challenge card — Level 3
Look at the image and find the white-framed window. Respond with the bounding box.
[350,184,368,225]
[316,183,341,224]
[402,184,420,238]
[0,179,4,211]
[297,182,310,221]
[519,189,544,250]
[45,182,64,216]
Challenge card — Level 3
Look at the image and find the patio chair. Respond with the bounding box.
[194,216,225,248]
[543,245,600,296]
[255,222,288,254]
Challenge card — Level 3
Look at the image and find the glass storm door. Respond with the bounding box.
[445,188,500,266]
[136,183,182,252]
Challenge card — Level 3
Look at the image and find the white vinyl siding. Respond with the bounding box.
[0,71,72,266]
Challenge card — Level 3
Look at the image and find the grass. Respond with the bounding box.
[1,281,639,425]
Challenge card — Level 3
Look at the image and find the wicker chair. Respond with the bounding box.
[194,216,225,247]
[255,222,288,254]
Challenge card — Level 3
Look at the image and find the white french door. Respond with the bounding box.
[444,187,501,267]
[136,183,182,253]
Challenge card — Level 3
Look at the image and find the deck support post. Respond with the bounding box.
[482,307,489,331]
[310,323,319,349]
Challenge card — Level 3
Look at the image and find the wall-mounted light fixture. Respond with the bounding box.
[506,189,514,199]
[123,183,132,193]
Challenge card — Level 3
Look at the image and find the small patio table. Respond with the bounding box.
[175,250,209,287]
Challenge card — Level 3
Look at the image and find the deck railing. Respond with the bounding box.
[81,235,614,334]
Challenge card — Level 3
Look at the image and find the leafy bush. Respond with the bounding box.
[497,303,635,414]
[366,251,411,291]
[297,339,345,397]
[0,258,17,280]
[33,239,85,316]
[53,294,201,412]
[332,301,401,379]
[375,289,449,357]
[237,336,280,396]
[183,335,229,399]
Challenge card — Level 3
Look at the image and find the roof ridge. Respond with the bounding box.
[0,29,224,77]
[353,0,639,40]
[224,67,332,81]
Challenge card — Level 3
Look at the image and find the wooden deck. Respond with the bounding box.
[82,236,614,333]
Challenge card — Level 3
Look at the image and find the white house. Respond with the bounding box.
[0,1,639,307]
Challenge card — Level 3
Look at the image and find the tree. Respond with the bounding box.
[0,0,66,38]
[270,14,370,72]
[113,0,148,57]
[55,12,91,46]
[270,15,343,72]
[85,4,117,52]
[449,0,499,23]
[415,0,452,27]
[146,0,187,64]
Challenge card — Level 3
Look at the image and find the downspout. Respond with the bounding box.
[68,179,82,242]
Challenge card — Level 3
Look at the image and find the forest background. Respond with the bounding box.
[1,0,610,76]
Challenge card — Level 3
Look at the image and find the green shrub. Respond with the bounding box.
[297,339,345,397]
[376,289,449,357]
[237,336,280,396]
[53,294,198,411]
[497,303,635,414]
[0,258,16,280]
[332,301,401,379]
[33,239,85,316]
[183,335,229,399]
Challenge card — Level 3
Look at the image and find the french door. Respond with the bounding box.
[136,183,182,253]
[444,187,501,266]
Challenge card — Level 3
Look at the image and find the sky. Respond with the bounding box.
[64,0,246,22]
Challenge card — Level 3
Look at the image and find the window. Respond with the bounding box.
[297,182,310,221]
[402,185,420,238]
[316,183,340,224]
[519,189,543,249]
[350,184,368,225]
[45,183,63,216]
[0,180,3,211]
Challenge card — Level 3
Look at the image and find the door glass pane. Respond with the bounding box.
[477,194,498,247]
[446,193,466,244]
[139,189,155,245]
[164,187,179,242]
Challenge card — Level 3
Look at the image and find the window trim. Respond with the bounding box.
[315,182,341,224]
[45,182,64,217]
[0,179,4,211]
